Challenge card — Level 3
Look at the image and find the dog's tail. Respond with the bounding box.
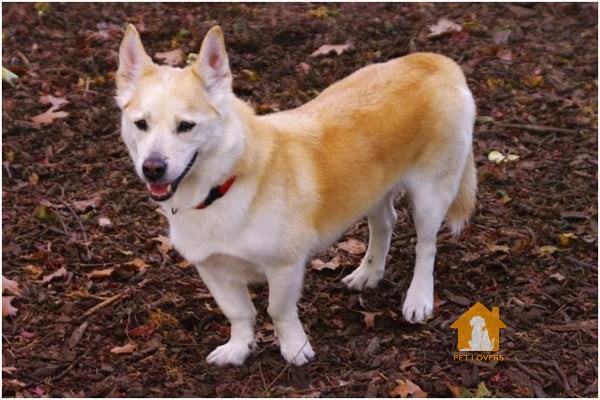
[447,151,477,235]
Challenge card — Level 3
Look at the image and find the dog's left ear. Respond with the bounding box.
[194,26,232,93]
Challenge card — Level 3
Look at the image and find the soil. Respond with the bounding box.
[2,3,597,397]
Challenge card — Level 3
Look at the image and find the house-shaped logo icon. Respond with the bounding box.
[450,302,506,352]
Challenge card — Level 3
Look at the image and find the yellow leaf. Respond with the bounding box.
[538,245,558,256]
[558,232,576,246]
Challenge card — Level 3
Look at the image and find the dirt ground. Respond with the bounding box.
[2,3,597,397]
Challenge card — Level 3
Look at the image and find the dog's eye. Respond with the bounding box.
[134,119,148,131]
[177,121,196,133]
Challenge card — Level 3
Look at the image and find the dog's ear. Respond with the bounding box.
[116,24,153,107]
[194,26,232,93]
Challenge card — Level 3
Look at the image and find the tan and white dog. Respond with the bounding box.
[116,25,476,366]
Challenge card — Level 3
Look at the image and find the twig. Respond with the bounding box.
[495,122,578,135]
[547,319,598,332]
[81,292,124,318]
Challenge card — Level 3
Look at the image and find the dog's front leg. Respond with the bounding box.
[197,265,256,366]
[266,264,315,365]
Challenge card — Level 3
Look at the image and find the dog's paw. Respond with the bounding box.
[206,340,254,366]
[280,338,315,366]
[342,265,382,291]
[402,286,434,323]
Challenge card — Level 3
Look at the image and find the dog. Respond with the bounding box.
[116,24,477,366]
[461,316,494,351]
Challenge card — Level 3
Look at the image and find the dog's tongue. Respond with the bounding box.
[148,183,171,196]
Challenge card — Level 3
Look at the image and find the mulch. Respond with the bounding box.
[2,3,597,397]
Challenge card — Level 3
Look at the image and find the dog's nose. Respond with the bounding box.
[142,157,167,181]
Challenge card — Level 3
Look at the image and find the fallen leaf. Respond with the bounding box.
[110,342,136,354]
[311,43,353,57]
[487,150,506,163]
[427,18,462,39]
[71,197,101,213]
[487,244,510,253]
[475,381,491,397]
[86,267,115,280]
[40,94,69,109]
[359,311,382,329]
[25,264,43,279]
[338,238,366,255]
[549,272,566,282]
[2,296,18,317]
[41,266,67,283]
[126,258,150,273]
[127,325,156,338]
[31,109,69,128]
[3,275,21,295]
[68,321,89,348]
[496,48,516,62]
[558,232,577,246]
[447,383,473,398]
[311,255,342,271]
[29,172,39,186]
[154,49,183,66]
[2,66,18,86]
[390,379,428,398]
[153,235,172,256]
[399,359,416,372]
[98,216,112,228]
[538,245,558,256]
[492,29,512,45]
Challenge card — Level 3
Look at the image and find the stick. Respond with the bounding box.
[495,122,578,135]
[81,292,124,318]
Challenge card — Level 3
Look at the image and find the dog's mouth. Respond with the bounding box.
[146,152,198,202]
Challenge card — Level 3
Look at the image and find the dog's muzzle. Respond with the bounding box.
[143,152,198,202]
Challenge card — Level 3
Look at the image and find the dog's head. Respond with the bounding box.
[469,316,487,329]
[116,25,242,203]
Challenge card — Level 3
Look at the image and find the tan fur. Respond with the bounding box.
[242,53,476,240]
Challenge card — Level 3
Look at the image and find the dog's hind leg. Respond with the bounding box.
[402,171,457,323]
[198,266,257,366]
[343,190,397,290]
[266,263,315,365]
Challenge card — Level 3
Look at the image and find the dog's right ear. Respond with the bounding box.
[116,24,153,107]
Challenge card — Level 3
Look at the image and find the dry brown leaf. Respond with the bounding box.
[153,235,172,256]
[427,18,462,39]
[68,321,89,348]
[399,359,416,372]
[359,311,382,329]
[71,196,101,213]
[86,267,115,280]
[311,255,342,271]
[126,258,150,273]
[2,296,18,317]
[3,275,21,295]
[390,379,428,398]
[41,266,67,283]
[338,238,366,255]
[154,49,184,66]
[110,342,136,354]
[311,43,352,57]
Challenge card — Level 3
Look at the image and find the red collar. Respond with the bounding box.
[195,176,236,210]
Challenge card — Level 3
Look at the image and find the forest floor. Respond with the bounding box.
[2,3,597,397]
